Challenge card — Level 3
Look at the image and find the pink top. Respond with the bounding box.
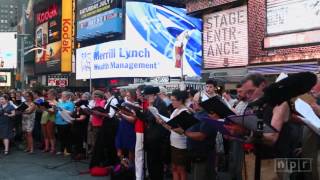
[91,99,106,127]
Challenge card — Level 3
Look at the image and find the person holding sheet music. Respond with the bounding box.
[134,85,147,180]
[87,90,106,154]
[143,86,170,180]
[46,89,58,154]
[167,90,189,180]
[184,92,217,180]
[10,91,23,142]
[115,89,137,169]
[227,73,298,180]
[39,101,55,153]
[55,91,74,156]
[21,91,36,154]
[71,97,89,160]
[89,88,119,169]
[0,94,15,155]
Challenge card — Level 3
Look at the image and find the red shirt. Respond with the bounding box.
[134,100,148,133]
[91,99,106,127]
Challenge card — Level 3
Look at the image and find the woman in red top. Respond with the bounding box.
[87,90,105,153]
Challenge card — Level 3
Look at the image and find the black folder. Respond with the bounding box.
[167,111,199,130]
[199,96,235,118]
[226,114,278,133]
[16,102,29,112]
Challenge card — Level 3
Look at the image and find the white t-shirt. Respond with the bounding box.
[170,107,188,149]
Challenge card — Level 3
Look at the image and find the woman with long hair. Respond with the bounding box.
[22,91,36,154]
[0,94,15,155]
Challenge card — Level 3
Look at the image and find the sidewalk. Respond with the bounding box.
[0,149,107,180]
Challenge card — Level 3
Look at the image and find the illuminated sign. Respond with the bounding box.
[267,0,320,35]
[36,4,59,25]
[77,0,117,20]
[0,33,17,69]
[76,2,202,79]
[61,0,73,72]
[203,5,248,69]
[76,8,122,40]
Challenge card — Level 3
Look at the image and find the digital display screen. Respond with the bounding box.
[76,2,202,79]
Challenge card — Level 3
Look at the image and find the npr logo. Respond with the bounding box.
[275,158,312,172]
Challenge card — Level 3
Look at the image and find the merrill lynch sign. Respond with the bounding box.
[203,5,248,69]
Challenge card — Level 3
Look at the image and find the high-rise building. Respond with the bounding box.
[0,0,18,32]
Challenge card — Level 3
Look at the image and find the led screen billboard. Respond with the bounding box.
[76,1,202,79]
[76,0,123,41]
[34,1,62,74]
[0,33,17,69]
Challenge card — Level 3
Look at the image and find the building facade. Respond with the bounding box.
[247,0,320,75]
[0,0,18,32]
[186,0,320,85]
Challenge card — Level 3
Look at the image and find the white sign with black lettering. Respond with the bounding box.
[203,5,248,69]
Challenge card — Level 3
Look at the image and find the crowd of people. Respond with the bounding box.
[0,72,319,180]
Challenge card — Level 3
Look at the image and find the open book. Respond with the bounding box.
[148,106,199,130]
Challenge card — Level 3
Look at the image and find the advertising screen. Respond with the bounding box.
[76,2,202,79]
[34,1,62,74]
[0,33,17,69]
[267,0,320,35]
[76,0,122,40]
[0,72,11,87]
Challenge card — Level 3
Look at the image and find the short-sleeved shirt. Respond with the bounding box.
[55,101,74,125]
[187,112,217,154]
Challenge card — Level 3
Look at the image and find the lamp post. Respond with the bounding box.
[89,60,92,93]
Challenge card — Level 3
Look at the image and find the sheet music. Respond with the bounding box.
[148,106,170,122]
[295,98,320,135]
[275,72,288,82]
[58,107,74,123]
[9,101,17,109]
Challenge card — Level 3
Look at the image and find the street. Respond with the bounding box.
[0,148,106,180]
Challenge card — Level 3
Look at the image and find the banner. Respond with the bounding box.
[61,0,73,72]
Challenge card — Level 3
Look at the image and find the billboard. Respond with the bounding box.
[0,72,11,87]
[34,1,62,74]
[61,0,74,72]
[76,2,202,79]
[34,0,73,74]
[76,0,122,40]
[77,8,122,40]
[267,0,320,35]
[48,74,68,87]
[0,33,17,69]
[203,5,248,69]
[77,0,118,20]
